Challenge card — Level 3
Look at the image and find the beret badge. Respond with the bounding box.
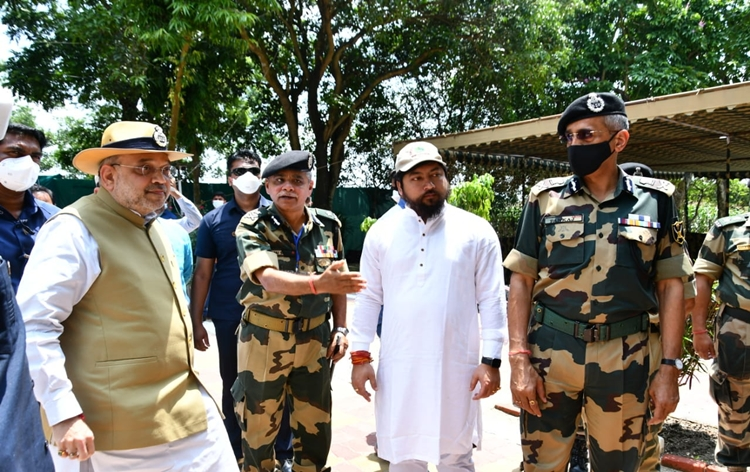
[308,153,314,169]
[586,93,605,113]
[153,126,168,148]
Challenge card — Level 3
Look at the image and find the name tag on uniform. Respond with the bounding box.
[618,214,661,229]
[544,214,583,225]
[315,245,337,258]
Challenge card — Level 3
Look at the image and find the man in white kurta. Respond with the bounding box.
[350,142,507,471]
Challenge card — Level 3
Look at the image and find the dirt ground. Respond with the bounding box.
[662,416,718,465]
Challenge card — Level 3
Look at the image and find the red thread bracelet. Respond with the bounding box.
[509,349,532,356]
[692,329,708,335]
[308,276,318,295]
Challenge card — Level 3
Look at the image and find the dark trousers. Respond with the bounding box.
[213,319,293,460]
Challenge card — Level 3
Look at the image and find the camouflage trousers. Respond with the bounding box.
[638,328,664,471]
[520,319,652,472]
[232,319,332,472]
[709,307,750,468]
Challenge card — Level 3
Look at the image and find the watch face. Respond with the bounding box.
[675,359,684,370]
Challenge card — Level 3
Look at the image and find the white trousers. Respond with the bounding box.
[388,452,475,472]
[50,388,235,472]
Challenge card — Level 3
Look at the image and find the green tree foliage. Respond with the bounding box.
[236,0,573,208]
[552,0,750,103]
[685,177,750,233]
[448,173,495,222]
[1,0,267,200]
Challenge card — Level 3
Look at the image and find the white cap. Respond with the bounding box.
[394,142,445,173]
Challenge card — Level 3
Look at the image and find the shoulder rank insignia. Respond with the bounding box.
[241,207,263,224]
[716,213,750,229]
[311,208,342,227]
[671,220,686,244]
[531,177,569,196]
[634,177,675,196]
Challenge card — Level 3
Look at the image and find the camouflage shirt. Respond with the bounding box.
[693,212,750,311]
[503,172,691,324]
[235,204,345,320]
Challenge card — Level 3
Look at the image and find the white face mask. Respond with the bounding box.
[212,199,225,209]
[233,171,262,195]
[0,155,40,192]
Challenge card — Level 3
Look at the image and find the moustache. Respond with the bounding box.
[146,185,168,193]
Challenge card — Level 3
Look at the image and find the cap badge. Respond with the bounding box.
[153,126,168,148]
[308,153,314,169]
[586,93,605,113]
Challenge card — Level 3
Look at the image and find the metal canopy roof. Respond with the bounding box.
[398,82,750,179]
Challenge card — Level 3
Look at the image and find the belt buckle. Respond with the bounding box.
[581,324,599,343]
[290,318,305,333]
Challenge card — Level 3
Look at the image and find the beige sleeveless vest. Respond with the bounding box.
[53,188,207,450]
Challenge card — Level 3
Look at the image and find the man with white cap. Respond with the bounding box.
[350,141,507,471]
[18,121,235,470]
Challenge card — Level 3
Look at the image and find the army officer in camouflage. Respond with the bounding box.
[233,150,366,472]
[503,92,692,472]
[693,213,750,472]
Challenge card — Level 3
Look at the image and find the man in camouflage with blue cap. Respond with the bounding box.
[233,150,367,472]
[692,211,750,472]
[503,92,692,471]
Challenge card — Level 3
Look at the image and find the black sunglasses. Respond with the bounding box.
[230,167,261,177]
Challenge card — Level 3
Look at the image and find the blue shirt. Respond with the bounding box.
[0,191,59,292]
[158,218,193,303]
[195,196,270,321]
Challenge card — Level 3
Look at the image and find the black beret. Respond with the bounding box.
[620,162,654,178]
[261,150,315,179]
[557,92,627,136]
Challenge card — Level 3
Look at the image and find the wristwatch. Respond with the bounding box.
[661,358,683,370]
[334,326,349,336]
[481,357,502,368]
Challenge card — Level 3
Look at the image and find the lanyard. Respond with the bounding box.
[292,226,305,272]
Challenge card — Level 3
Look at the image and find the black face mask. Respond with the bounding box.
[567,133,618,177]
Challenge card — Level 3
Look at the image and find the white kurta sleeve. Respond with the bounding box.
[349,226,384,352]
[17,215,101,426]
[174,196,203,233]
[475,224,508,358]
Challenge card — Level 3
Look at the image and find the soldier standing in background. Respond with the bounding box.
[692,211,750,472]
[233,150,366,472]
[503,92,692,471]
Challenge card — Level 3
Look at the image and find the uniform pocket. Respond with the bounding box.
[95,356,157,367]
[616,225,657,272]
[709,363,733,407]
[542,220,585,267]
[716,324,750,378]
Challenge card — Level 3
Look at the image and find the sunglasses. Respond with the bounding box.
[230,167,261,177]
[559,129,615,144]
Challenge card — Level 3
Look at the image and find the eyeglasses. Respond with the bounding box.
[230,167,261,177]
[559,129,619,144]
[111,164,176,178]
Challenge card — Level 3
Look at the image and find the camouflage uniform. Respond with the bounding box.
[693,212,750,469]
[503,172,690,472]
[638,273,695,472]
[233,204,345,472]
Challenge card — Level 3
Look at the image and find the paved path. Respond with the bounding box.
[193,310,718,471]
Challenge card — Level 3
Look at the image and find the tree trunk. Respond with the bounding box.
[168,38,192,150]
[191,144,202,206]
[717,178,729,218]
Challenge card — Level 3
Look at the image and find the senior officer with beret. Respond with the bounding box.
[504,92,692,472]
[233,150,366,472]
[18,121,235,470]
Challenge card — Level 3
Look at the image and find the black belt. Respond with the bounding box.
[533,303,650,343]
[723,305,750,324]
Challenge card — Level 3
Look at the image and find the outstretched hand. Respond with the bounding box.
[314,260,367,294]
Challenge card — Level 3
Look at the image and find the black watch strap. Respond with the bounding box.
[481,356,502,368]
